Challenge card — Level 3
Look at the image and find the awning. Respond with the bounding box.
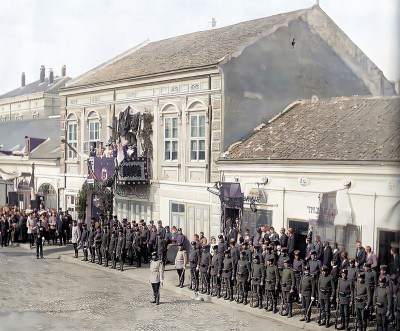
[220,182,243,208]
[0,168,21,181]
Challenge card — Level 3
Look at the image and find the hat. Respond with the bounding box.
[283,258,290,264]
[322,265,329,272]
[390,274,398,281]
[213,245,218,250]
[253,255,260,260]
[294,250,300,255]
[349,258,355,263]
[151,252,157,257]
[178,243,183,247]
[310,250,317,255]
[380,265,387,270]
[268,257,275,262]
[364,262,371,268]
[191,241,196,246]
[240,251,247,256]
[218,234,223,239]
[357,272,365,279]
[341,269,348,274]
[178,228,182,232]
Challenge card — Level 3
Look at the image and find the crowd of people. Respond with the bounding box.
[1,205,399,330]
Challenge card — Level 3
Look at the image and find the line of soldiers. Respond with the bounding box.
[187,237,400,331]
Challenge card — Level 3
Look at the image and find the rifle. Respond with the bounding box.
[306,297,313,318]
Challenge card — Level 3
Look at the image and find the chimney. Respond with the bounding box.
[61,65,66,77]
[21,72,25,87]
[40,65,45,83]
[49,68,54,84]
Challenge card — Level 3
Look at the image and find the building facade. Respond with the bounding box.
[0,65,70,209]
[218,96,400,265]
[60,5,396,240]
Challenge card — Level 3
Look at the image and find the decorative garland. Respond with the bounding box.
[141,112,153,158]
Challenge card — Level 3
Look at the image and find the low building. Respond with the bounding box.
[218,95,400,265]
[0,66,71,209]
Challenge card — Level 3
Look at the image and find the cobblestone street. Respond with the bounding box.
[0,246,304,331]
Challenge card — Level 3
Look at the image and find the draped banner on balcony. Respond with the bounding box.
[117,157,148,185]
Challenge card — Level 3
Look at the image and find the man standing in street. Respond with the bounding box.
[175,243,187,288]
[36,219,45,259]
[149,251,164,305]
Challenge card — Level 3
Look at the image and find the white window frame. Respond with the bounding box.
[164,117,178,161]
[170,202,185,230]
[190,114,206,162]
[67,122,78,159]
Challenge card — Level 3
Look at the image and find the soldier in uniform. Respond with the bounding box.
[210,245,223,298]
[101,226,110,267]
[199,244,211,294]
[80,223,89,262]
[308,250,321,299]
[394,276,400,331]
[354,272,370,331]
[174,243,187,288]
[336,269,353,330]
[229,238,239,292]
[250,254,265,308]
[293,250,303,302]
[36,219,45,259]
[95,227,103,265]
[299,265,314,323]
[133,226,142,268]
[374,277,392,331]
[265,257,280,313]
[236,250,251,305]
[389,274,399,330]
[109,230,117,269]
[189,241,200,291]
[88,225,96,263]
[280,258,295,317]
[222,249,234,301]
[318,265,335,327]
[346,258,358,284]
[125,227,134,266]
[364,262,377,320]
[149,251,164,305]
[116,229,126,271]
[217,234,227,255]
[156,232,166,265]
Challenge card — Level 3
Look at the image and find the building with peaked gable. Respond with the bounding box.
[59,5,396,240]
[0,66,71,209]
[218,95,400,266]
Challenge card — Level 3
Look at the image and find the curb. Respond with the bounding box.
[59,253,320,330]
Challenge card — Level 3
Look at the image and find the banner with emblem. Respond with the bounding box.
[92,157,116,186]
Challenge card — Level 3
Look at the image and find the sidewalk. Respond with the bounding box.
[43,246,321,331]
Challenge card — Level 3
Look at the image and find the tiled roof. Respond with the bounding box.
[0,76,71,99]
[67,8,307,87]
[225,96,400,161]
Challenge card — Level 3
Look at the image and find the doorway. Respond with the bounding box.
[288,219,309,259]
[377,229,400,267]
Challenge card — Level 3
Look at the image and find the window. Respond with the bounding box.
[190,114,206,161]
[164,117,178,161]
[67,122,77,159]
[171,202,185,230]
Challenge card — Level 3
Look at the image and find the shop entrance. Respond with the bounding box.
[288,219,309,259]
[377,229,400,267]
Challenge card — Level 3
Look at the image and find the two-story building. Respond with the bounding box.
[59,5,396,239]
[0,65,70,209]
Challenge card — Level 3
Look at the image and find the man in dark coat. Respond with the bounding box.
[322,241,333,270]
[355,241,366,268]
[287,228,295,261]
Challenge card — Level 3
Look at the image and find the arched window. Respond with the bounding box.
[85,111,100,153]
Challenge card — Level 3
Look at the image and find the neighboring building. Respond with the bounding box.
[218,95,400,265]
[0,66,71,209]
[59,5,396,240]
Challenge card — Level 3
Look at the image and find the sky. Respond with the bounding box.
[0,0,399,95]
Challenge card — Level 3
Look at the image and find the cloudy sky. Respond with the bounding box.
[0,0,398,94]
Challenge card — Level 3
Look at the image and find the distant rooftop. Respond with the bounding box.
[224,96,400,162]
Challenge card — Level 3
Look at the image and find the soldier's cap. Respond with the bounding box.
[294,250,300,255]
[240,251,247,256]
[157,220,162,224]
[224,248,231,254]
[357,272,365,279]
[253,255,260,260]
[322,265,329,271]
[341,269,348,274]
[82,223,87,227]
[349,258,355,263]
[379,276,387,283]
[283,258,291,264]
[242,242,249,246]
[178,228,182,232]
[213,245,218,250]
[364,262,371,267]
[303,265,310,270]
[218,234,223,239]
[281,247,288,252]
[390,274,398,281]
[380,265,387,270]
[268,257,274,262]
[310,250,316,255]
[119,229,123,233]
[191,241,197,246]
[178,243,183,247]
[151,252,157,257]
